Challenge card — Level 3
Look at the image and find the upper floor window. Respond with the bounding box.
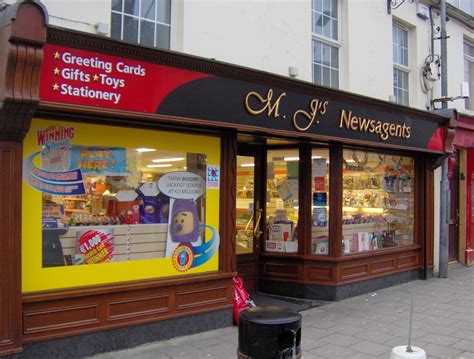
[393,23,409,106]
[312,0,339,89]
[111,0,171,49]
[447,0,473,16]
[464,42,474,110]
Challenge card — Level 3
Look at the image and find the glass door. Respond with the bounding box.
[236,154,262,292]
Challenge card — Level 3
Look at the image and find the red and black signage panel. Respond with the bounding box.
[39,44,446,153]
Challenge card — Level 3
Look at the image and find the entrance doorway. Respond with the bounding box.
[449,152,460,262]
[236,151,263,293]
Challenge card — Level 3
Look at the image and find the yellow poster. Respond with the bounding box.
[22,118,220,292]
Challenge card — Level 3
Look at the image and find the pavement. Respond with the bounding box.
[92,264,474,359]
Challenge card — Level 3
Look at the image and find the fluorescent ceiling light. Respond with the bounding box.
[152,157,184,163]
[135,148,156,153]
[345,159,356,163]
[147,164,173,168]
[240,163,255,167]
[281,156,324,161]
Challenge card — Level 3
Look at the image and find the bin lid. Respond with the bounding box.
[239,306,301,325]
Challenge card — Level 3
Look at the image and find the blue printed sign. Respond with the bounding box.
[69,146,127,175]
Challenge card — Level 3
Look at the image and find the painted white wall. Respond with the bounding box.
[41,0,111,35]
[344,0,392,101]
[180,0,312,81]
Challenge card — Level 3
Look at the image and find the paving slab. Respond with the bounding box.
[90,264,473,359]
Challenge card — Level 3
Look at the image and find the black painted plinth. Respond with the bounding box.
[5,309,232,359]
[260,269,422,302]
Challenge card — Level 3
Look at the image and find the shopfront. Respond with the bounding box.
[451,113,474,265]
[0,2,454,356]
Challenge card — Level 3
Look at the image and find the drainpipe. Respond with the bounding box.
[439,0,449,278]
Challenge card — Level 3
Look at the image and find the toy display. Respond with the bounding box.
[170,198,200,243]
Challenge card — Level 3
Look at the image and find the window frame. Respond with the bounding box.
[111,0,172,49]
[301,145,420,259]
[311,0,341,89]
[464,40,474,110]
[392,22,410,106]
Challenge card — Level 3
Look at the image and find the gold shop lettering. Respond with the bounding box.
[293,99,328,131]
[245,89,286,118]
[244,89,328,132]
[338,109,411,141]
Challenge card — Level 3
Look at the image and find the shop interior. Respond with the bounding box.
[42,148,207,267]
[236,136,416,261]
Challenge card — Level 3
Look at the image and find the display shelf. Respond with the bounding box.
[65,209,89,213]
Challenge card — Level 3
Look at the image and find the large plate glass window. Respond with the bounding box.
[312,0,339,88]
[265,150,299,253]
[22,119,220,292]
[342,150,415,255]
[311,148,330,255]
[111,0,171,49]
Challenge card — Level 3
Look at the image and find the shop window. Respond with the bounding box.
[393,23,409,106]
[312,0,340,88]
[265,150,299,253]
[342,150,415,254]
[111,0,171,49]
[311,148,330,255]
[236,156,255,255]
[23,120,220,292]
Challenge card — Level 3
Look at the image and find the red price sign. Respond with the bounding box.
[76,229,114,264]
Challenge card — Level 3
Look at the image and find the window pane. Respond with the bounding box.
[38,140,211,267]
[236,156,255,255]
[313,12,323,35]
[322,44,330,66]
[331,69,339,88]
[265,149,299,253]
[123,15,139,43]
[402,48,408,67]
[314,64,322,84]
[123,0,139,15]
[331,46,338,67]
[314,0,322,13]
[156,23,170,49]
[313,41,322,63]
[323,16,331,38]
[141,0,156,20]
[157,0,171,24]
[111,12,122,40]
[465,42,474,57]
[331,19,338,40]
[140,20,155,47]
[323,0,331,15]
[323,66,330,86]
[331,0,338,17]
[112,0,123,12]
[342,150,415,255]
[311,148,330,255]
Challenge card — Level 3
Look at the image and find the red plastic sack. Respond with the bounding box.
[232,276,253,325]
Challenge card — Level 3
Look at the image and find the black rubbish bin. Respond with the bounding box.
[237,306,302,359]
